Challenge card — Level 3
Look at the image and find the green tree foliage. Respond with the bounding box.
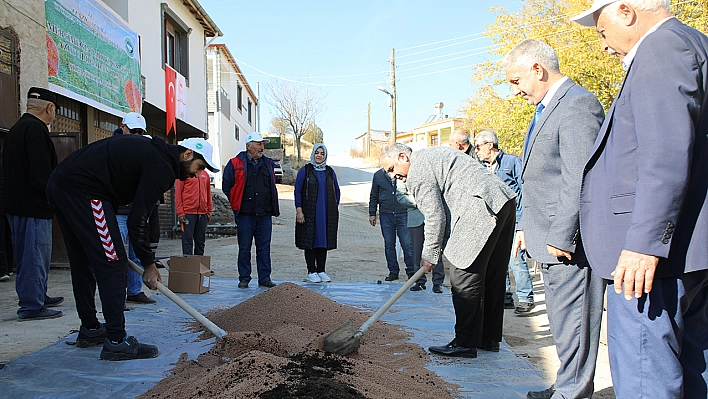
[461,0,707,156]
[303,123,324,144]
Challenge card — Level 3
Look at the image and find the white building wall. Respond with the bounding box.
[206,46,257,186]
[126,0,209,132]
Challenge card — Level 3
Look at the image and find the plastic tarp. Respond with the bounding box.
[0,280,548,398]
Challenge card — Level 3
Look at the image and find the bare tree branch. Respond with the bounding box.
[265,80,326,163]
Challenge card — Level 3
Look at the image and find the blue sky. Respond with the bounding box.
[199,0,524,152]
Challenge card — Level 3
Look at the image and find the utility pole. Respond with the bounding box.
[367,102,371,158]
[390,48,397,144]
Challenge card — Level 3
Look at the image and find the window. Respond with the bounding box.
[0,29,18,131]
[162,4,190,81]
[430,134,439,146]
[247,99,252,125]
[236,83,243,112]
[235,125,240,141]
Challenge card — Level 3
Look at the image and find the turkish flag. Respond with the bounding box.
[165,65,177,136]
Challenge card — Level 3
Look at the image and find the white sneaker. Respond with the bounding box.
[307,273,321,283]
[317,272,331,282]
[0,274,9,282]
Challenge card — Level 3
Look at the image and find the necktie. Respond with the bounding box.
[524,103,545,157]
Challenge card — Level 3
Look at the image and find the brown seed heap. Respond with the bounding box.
[140,282,458,398]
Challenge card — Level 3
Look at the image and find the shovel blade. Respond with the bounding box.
[323,319,361,356]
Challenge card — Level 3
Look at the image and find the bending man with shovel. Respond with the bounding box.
[47,135,219,361]
[381,143,516,358]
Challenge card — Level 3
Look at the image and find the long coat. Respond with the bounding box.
[295,164,339,250]
[405,147,516,268]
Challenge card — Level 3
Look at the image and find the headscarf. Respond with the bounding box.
[310,143,327,171]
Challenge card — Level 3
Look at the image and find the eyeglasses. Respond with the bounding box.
[474,142,489,150]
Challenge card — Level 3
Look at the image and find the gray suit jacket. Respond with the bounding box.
[580,18,708,279]
[519,78,604,265]
[406,147,516,268]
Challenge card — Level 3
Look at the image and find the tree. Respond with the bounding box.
[303,123,324,145]
[461,0,708,156]
[268,117,292,142]
[265,80,325,164]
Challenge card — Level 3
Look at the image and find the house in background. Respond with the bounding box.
[396,102,465,148]
[354,129,391,155]
[2,0,222,261]
[206,43,258,187]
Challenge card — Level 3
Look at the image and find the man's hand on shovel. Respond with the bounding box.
[142,263,162,290]
[421,260,434,273]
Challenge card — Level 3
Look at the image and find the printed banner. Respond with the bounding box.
[46,0,141,115]
[176,71,187,122]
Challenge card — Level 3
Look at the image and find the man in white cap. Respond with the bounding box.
[46,134,218,360]
[222,132,280,289]
[571,1,708,397]
[116,112,147,135]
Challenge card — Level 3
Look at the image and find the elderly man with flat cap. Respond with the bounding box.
[572,0,708,397]
[3,87,64,321]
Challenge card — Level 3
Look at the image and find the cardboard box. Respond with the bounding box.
[168,255,210,294]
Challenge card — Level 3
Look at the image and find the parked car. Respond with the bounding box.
[273,162,283,183]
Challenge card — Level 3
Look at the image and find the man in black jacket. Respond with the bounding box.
[47,135,218,360]
[369,167,414,281]
[3,87,64,321]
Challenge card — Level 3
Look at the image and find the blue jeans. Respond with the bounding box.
[7,215,52,316]
[235,213,273,284]
[379,213,414,276]
[116,215,143,296]
[506,248,534,303]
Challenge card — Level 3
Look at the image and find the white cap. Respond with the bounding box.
[122,112,147,130]
[571,0,619,26]
[245,132,270,144]
[179,138,219,172]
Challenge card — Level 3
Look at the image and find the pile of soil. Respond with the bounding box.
[140,282,457,398]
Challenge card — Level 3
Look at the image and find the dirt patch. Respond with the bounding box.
[139,282,457,398]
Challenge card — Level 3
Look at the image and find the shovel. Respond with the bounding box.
[128,259,227,339]
[324,266,427,356]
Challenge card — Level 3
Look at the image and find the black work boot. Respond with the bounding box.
[76,323,107,348]
[100,336,158,361]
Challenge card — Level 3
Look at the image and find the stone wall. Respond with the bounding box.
[0,0,49,110]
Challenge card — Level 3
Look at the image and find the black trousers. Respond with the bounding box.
[451,199,516,348]
[149,205,160,261]
[47,179,128,342]
[304,248,327,273]
[181,214,208,255]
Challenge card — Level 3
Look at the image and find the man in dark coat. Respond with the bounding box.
[3,87,64,321]
[47,135,218,360]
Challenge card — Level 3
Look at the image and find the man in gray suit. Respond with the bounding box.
[503,39,605,399]
[381,143,516,358]
[573,1,708,396]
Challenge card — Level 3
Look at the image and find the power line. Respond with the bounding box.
[225,2,698,86]
[397,32,485,52]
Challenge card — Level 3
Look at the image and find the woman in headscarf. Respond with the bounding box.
[294,144,340,283]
